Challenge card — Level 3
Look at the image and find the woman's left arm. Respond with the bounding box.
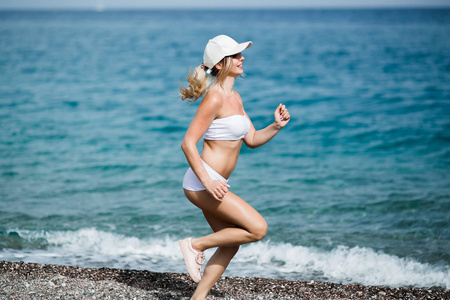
[243,103,290,149]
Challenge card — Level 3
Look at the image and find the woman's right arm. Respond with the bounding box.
[181,93,230,201]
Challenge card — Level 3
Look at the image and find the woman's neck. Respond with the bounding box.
[214,76,235,94]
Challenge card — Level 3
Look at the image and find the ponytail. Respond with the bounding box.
[179,56,234,102]
[179,64,212,102]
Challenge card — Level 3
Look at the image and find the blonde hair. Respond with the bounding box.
[179,56,234,102]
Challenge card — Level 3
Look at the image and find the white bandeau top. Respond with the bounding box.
[203,115,251,141]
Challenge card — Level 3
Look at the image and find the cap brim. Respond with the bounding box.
[227,41,252,56]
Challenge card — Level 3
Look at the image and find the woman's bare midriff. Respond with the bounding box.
[201,139,243,179]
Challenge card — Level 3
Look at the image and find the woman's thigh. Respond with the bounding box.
[184,189,267,233]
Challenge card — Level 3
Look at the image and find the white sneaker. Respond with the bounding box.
[179,237,205,283]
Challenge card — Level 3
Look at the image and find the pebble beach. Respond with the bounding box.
[1,261,448,299]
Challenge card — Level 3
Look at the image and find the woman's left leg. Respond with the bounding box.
[185,190,268,250]
[191,211,239,300]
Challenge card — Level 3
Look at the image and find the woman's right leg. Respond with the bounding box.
[184,189,268,252]
[191,211,239,300]
[184,189,267,299]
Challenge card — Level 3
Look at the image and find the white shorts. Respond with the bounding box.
[183,160,229,191]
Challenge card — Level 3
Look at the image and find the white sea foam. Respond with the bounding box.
[1,228,448,289]
[231,241,450,289]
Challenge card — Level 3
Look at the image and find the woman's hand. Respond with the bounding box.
[204,180,230,202]
[275,103,290,129]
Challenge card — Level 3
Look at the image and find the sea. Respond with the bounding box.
[0,9,449,289]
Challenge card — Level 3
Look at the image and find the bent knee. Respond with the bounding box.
[250,220,268,242]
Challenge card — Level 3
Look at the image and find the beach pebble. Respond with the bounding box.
[1,261,448,299]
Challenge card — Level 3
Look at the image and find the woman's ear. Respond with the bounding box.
[215,62,223,70]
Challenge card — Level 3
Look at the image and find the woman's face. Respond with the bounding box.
[228,53,245,77]
[215,53,245,78]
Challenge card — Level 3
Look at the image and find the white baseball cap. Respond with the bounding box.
[203,35,252,69]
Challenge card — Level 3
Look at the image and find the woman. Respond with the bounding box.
[179,35,290,299]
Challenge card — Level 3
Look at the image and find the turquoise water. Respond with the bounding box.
[0,9,449,288]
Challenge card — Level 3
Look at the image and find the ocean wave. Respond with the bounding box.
[232,241,450,289]
[0,228,448,289]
